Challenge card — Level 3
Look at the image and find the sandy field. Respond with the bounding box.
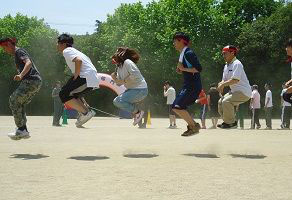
[0,116,291,200]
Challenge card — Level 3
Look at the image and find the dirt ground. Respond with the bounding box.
[0,116,291,200]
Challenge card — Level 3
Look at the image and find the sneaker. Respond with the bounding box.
[256,126,261,129]
[8,129,30,140]
[133,110,144,126]
[218,122,237,129]
[76,110,96,127]
[181,123,200,136]
[208,126,216,129]
[172,125,177,129]
[264,127,272,130]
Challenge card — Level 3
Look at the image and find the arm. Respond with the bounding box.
[111,72,125,85]
[207,94,211,110]
[72,57,82,80]
[265,97,270,108]
[250,98,254,109]
[217,79,239,94]
[14,58,32,81]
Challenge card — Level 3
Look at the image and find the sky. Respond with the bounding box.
[0,0,154,35]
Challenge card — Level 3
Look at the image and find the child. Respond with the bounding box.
[195,89,208,129]
[0,37,42,140]
[111,47,148,126]
[172,32,202,136]
[207,83,220,129]
[164,81,177,128]
[57,34,99,127]
[52,81,64,126]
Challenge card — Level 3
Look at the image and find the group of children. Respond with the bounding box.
[0,33,291,140]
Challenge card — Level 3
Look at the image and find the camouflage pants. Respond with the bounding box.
[9,79,42,128]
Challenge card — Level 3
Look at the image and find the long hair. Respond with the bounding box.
[112,47,140,65]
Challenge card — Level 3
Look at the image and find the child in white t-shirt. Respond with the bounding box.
[57,34,99,127]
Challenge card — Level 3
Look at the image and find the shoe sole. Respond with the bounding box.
[133,111,144,126]
[8,135,30,140]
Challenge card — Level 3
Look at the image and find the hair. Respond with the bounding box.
[209,83,217,88]
[173,32,190,45]
[252,85,258,90]
[265,83,271,88]
[286,38,292,47]
[164,81,171,86]
[0,37,17,46]
[112,47,140,64]
[222,45,238,55]
[57,34,73,47]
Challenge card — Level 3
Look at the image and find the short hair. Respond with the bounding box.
[265,83,272,88]
[286,38,292,47]
[0,37,17,46]
[112,47,140,64]
[252,85,258,90]
[222,45,238,55]
[173,32,190,45]
[57,34,73,47]
[209,83,217,88]
[164,81,171,86]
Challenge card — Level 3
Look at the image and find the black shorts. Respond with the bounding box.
[59,76,93,103]
[283,92,292,104]
[168,105,175,115]
[172,87,201,110]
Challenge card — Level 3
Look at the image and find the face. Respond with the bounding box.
[57,42,66,53]
[264,84,269,90]
[173,39,185,51]
[286,46,292,57]
[222,51,235,63]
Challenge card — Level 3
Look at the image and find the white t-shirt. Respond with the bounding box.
[222,58,252,97]
[164,86,176,105]
[251,90,261,109]
[117,59,147,89]
[281,89,291,106]
[179,46,187,63]
[265,90,273,107]
[63,47,99,88]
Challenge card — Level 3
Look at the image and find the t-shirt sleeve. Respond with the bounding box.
[231,63,243,80]
[63,48,78,62]
[15,49,30,62]
[184,51,202,72]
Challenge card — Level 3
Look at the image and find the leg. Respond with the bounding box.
[172,109,196,126]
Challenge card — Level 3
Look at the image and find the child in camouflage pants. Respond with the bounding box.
[0,38,42,140]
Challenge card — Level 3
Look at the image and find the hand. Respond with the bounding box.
[163,86,166,91]
[217,83,225,94]
[285,80,292,87]
[176,68,182,74]
[73,73,79,80]
[13,75,22,81]
[111,72,117,80]
[177,64,184,72]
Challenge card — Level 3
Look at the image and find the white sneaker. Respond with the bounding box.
[133,110,144,126]
[8,129,30,140]
[75,110,96,127]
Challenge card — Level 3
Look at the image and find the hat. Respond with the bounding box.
[222,45,238,54]
[0,38,17,47]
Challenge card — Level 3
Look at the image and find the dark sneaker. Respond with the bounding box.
[218,122,237,129]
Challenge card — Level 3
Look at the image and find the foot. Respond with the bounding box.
[264,127,272,130]
[208,126,216,129]
[217,122,237,129]
[181,123,200,137]
[75,110,96,127]
[133,110,144,126]
[8,129,30,140]
[256,126,261,129]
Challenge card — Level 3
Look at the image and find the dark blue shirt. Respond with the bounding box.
[181,48,202,90]
[15,48,41,81]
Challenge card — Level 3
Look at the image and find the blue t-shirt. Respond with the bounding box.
[181,48,202,90]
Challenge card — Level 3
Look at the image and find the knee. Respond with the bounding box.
[9,95,17,108]
[59,90,67,103]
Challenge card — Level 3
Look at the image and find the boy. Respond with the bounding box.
[0,37,42,140]
[164,81,176,128]
[217,45,251,129]
[57,34,99,127]
[195,89,208,129]
[250,85,261,129]
[207,83,220,129]
[172,32,202,136]
[264,83,273,130]
[283,39,292,104]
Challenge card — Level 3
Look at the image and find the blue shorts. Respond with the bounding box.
[172,87,201,110]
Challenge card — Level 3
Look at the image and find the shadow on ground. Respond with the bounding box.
[183,153,220,158]
[229,154,266,159]
[10,154,49,160]
[123,153,158,158]
[67,156,110,161]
